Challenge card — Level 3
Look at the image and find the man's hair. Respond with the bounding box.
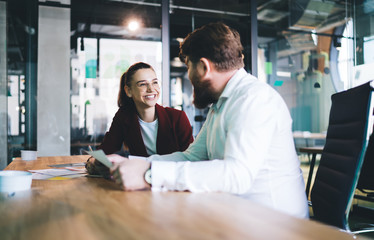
[179,22,244,71]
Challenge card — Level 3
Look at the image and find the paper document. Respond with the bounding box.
[48,162,86,168]
[85,149,113,168]
[29,169,87,180]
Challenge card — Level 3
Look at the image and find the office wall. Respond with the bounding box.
[37,6,70,156]
[0,2,7,169]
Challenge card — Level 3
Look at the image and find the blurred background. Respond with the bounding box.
[1,0,373,167]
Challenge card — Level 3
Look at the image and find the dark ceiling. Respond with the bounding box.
[6,0,355,73]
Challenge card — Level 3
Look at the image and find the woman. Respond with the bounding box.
[86,62,193,176]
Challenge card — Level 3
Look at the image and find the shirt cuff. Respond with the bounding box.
[151,161,177,192]
[128,155,148,161]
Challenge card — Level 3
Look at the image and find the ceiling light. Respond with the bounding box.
[128,20,140,31]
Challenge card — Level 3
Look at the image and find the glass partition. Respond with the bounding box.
[71,37,162,153]
[353,0,374,87]
[169,0,251,136]
[3,0,31,166]
[0,1,7,168]
[257,0,354,149]
[70,0,163,154]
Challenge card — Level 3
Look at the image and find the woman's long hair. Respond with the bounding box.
[117,62,154,108]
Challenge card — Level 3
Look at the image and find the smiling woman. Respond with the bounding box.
[124,66,161,120]
[85,62,194,177]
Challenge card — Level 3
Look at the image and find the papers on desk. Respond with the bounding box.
[85,149,113,168]
[29,168,87,180]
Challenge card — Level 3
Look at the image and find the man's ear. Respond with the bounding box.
[200,58,213,77]
[125,86,132,97]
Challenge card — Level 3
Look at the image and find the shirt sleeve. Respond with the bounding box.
[150,86,283,194]
[149,112,210,162]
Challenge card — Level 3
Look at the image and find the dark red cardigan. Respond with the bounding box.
[98,104,194,157]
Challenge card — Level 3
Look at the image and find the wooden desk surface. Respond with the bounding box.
[293,132,327,139]
[0,156,359,240]
[299,146,324,154]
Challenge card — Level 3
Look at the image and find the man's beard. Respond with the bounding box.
[192,79,218,109]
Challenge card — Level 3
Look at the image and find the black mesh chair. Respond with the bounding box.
[353,125,374,221]
[357,131,374,196]
[310,81,374,232]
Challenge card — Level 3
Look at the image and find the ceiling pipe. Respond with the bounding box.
[109,0,250,17]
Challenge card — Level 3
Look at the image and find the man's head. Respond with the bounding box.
[179,22,244,72]
[179,22,244,109]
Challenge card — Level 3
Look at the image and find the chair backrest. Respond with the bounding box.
[357,127,374,191]
[310,81,374,230]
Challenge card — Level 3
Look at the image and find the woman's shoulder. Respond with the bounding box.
[118,105,136,113]
[156,104,185,117]
[113,106,136,121]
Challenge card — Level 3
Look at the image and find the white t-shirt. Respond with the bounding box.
[138,117,158,155]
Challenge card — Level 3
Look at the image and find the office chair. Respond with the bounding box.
[354,127,374,220]
[357,130,374,195]
[310,81,374,233]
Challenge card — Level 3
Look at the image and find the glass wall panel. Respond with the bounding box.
[257,0,353,148]
[70,0,162,154]
[71,37,162,154]
[5,0,31,163]
[353,0,374,87]
[0,1,7,169]
[169,0,251,136]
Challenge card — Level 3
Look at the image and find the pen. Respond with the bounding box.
[88,145,93,152]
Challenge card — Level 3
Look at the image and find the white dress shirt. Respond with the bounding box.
[148,68,309,218]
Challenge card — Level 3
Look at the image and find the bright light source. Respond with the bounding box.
[176,38,184,43]
[128,20,140,31]
[311,30,318,46]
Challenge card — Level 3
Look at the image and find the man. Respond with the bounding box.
[109,22,309,219]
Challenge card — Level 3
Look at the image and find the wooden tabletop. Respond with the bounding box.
[293,132,327,139]
[0,155,361,240]
[299,146,324,154]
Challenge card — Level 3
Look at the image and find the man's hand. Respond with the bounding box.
[108,154,151,191]
[85,157,111,179]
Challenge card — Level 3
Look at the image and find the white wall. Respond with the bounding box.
[37,6,70,156]
[0,2,7,169]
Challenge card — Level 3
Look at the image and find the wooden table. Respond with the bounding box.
[299,146,324,200]
[293,132,326,147]
[0,155,360,240]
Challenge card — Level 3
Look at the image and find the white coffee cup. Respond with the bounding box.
[21,150,37,161]
[0,170,33,193]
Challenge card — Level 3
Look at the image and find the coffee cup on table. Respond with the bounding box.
[21,150,37,161]
[0,170,33,193]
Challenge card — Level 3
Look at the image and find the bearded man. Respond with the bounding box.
[108,22,309,219]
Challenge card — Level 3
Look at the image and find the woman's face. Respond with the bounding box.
[125,68,160,110]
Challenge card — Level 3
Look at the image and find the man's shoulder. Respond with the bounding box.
[229,76,285,109]
[234,75,271,95]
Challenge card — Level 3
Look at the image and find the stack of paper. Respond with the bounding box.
[29,168,87,180]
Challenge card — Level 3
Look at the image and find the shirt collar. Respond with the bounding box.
[212,68,248,111]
